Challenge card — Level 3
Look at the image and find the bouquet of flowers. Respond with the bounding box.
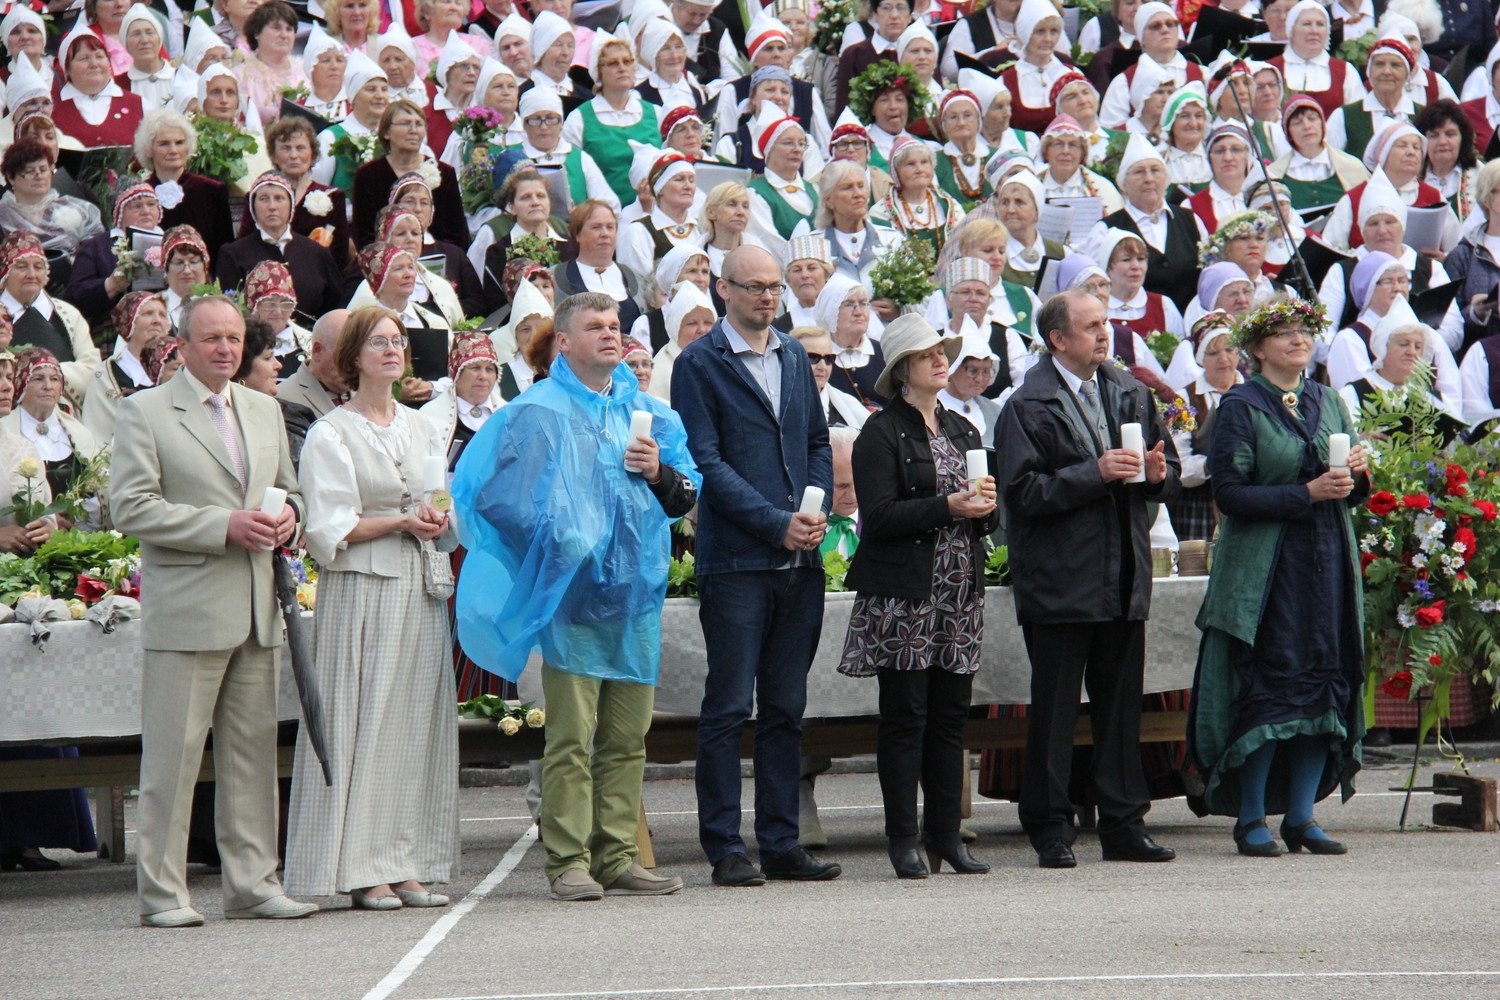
[1356,369,1500,740]
[110,232,148,283]
[458,694,545,735]
[187,113,260,186]
[277,81,311,104]
[813,0,860,55]
[460,149,499,215]
[869,237,937,306]
[455,105,505,144]
[506,232,560,269]
[329,130,380,169]
[1,447,110,527]
[1157,396,1198,434]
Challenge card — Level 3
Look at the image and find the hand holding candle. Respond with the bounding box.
[423,455,453,514]
[966,449,989,493]
[799,486,825,515]
[1328,433,1350,473]
[624,411,654,473]
[1120,423,1146,483]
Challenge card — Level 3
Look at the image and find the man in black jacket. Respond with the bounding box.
[995,288,1181,870]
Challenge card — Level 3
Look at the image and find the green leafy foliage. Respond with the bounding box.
[812,0,860,55]
[666,552,698,598]
[869,237,937,306]
[0,531,139,605]
[187,114,260,186]
[507,232,561,269]
[1337,29,1378,70]
[984,545,1011,587]
[458,694,545,734]
[823,551,850,592]
[1146,331,1180,370]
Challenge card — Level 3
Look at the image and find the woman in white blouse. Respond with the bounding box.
[287,305,458,911]
[1160,87,1211,189]
[83,290,169,441]
[1,347,102,525]
[635,17,707,111]
[120,4,172,110]
[647,282,716,405]
[1267,94,1370,212]
[1166,311,1243,541]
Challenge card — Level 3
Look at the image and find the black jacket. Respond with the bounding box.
[845,397,1000,600]
[996,357,1180,625]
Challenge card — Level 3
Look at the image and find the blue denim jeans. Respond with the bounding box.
[695,567,824,863]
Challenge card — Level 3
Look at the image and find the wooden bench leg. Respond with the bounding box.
[93,786,126,862]
[635,798,656,869]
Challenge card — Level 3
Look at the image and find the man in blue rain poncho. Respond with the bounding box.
[452,292,701,902]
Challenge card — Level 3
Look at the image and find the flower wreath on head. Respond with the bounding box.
[1230,296,1328,351]
[1197,210,1273,267]
[847,61,933,130]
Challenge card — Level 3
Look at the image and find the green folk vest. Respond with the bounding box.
[1279,173,1350,211]
[934,152,991,211]
[747,174,820,240]
[578,101,660,207]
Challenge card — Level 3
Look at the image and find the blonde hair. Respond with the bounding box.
[324,0,381,35]
[956,217,1007,255]
[702,181,749,235]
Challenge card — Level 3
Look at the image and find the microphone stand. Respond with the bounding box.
[1223,69,1318,301]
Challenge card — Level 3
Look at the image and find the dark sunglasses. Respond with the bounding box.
[806,353,837,365]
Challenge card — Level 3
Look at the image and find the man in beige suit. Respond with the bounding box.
[275,308,348,417]
[112,295,317,928]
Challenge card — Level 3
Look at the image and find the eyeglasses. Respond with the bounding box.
[774,139,810,151]
[168,257,204,271]
[960,364,995,378]
[258,299,297,313]
[1376,276,1411,289]
[524,114,563,127]
[832,138,869,152]
[725,278,786,297]
[366,334,410,350]
[806,352,836,365]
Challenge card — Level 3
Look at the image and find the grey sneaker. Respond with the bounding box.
[602,863,684,896]
[549,868,604,901]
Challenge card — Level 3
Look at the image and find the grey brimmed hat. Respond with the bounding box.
[874,314,963,398]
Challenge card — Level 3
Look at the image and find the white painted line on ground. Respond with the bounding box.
[408,970,1500,1000]
[362,826,538,1000]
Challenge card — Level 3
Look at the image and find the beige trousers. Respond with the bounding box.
[135,644,284,916]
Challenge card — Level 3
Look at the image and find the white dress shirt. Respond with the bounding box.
[1284,148,1335,181]
[18,406,73,462]
[578,260,630,300]
[1325,91,1416,153]
[59,81,126,126]
[562,94,647,147]
[1278,49,1366,104]
[618,207,702,279]
[110,337,153,389]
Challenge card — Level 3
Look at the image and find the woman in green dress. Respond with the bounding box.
[1188,297,1370,857]
[877,136,963,259]
[1267,95,1369,214]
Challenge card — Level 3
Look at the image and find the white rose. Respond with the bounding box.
[303,190,333,217]
[16,456,41,480]
[155,180,184,210]
[51,204,84,233]
[417,159,442,190]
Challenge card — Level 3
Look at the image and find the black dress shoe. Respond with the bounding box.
[711,853,766,887]
[1232,819,1285,857]
[1101,834,1177,863]
[887,837,929,879]
[760,846,842,881]
[1280,819,1348,855]
[0,848,60,872]
[923,832,990,874]
[1036,839,1077,869]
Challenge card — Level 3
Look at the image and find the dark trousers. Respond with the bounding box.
[1018,619,1150,848]
[695,567,824,863]
[876,667,974,840]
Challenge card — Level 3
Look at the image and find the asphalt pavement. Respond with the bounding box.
[5,747,1500,1000]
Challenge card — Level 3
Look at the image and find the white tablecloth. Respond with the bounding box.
[652,577,1209,716]
[0,619,301,743]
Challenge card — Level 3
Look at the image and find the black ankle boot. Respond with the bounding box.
[923,832,990,874]
[887,836,929,879]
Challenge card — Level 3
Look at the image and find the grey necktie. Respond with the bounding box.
[1078,380,1109,448]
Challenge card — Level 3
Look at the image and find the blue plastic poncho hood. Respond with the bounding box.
[451,353,700,683]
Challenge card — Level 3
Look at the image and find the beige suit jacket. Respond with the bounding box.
[111,373,303,652]
[275,365,337,418]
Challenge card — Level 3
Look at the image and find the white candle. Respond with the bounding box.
[259,486,286,518]
[1121,423,1146,483]
[624,411,654,471]
[1328,433,1350,471]
[799,486,825,515]
[258,487,287,552]
[966,449,989,491]
[422,456,447,493]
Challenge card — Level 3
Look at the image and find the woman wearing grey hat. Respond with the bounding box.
[836,313,1000,880]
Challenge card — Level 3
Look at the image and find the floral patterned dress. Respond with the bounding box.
[838,431,985,677]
